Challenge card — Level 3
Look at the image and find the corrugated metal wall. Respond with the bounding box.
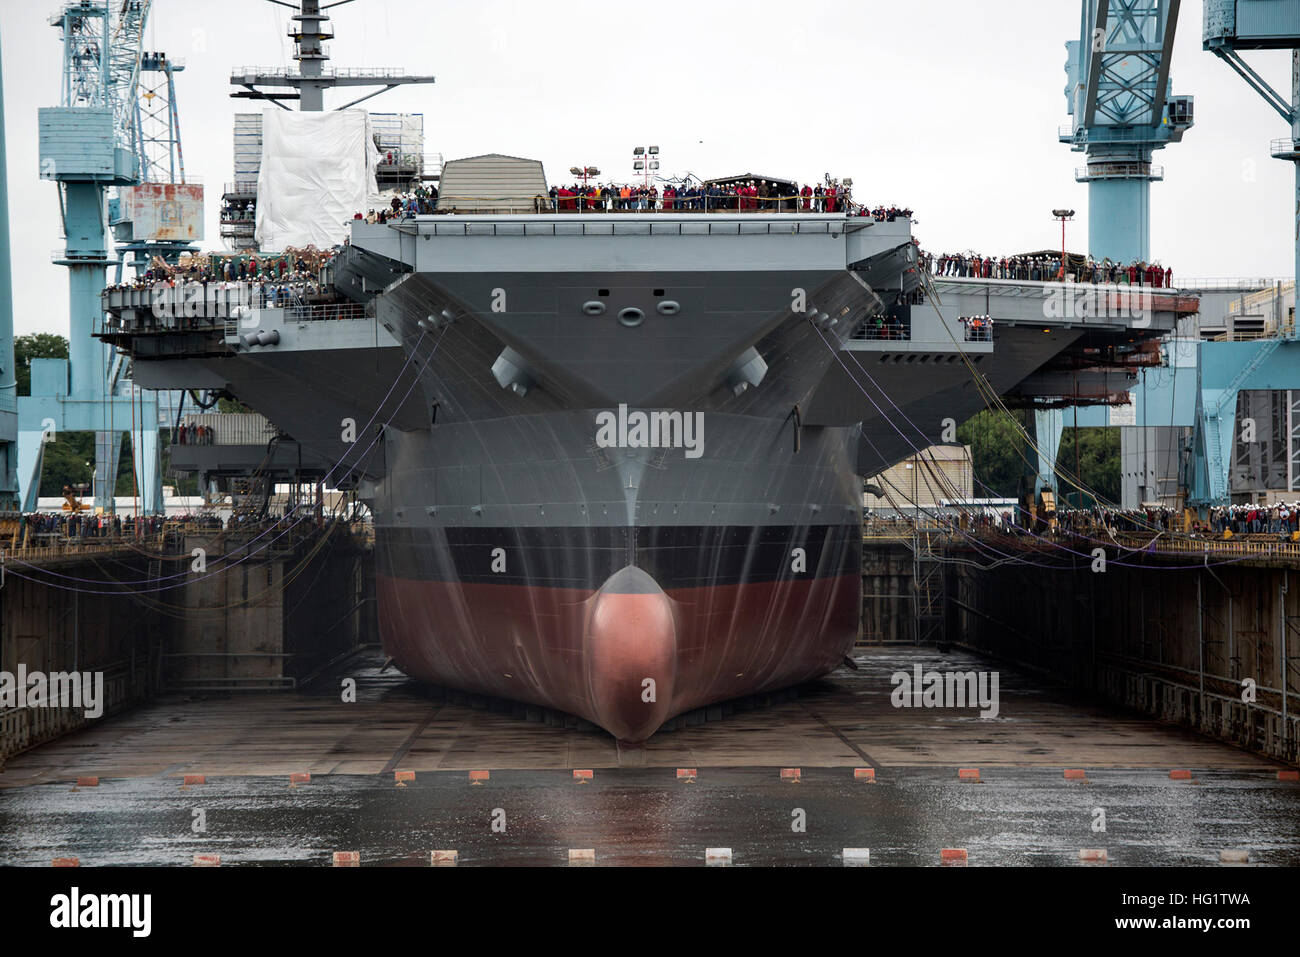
[436,154,547,213]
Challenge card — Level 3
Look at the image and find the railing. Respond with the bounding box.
[426,192,877,216]
[231,66,413,80]
[285,302,366,322]
[1176,277,1286,291]
[223,181,258,197]
[1076,163,1164,181]
[1271,138,1300,158]
[851,320,910,341]
[393,218,853,239]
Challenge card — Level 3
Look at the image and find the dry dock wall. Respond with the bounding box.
[0,529,375,763]
[951,557,1300,766]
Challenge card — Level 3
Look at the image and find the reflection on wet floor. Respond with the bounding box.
[1,766,1298,866]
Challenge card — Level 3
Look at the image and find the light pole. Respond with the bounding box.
[569,166,600,188]
[632,145,660,190]
[1052,209,1075,281]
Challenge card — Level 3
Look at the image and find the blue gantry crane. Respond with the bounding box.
[23,0,165,513]
[1062,0,1195,264]
[1186,0,1300,507]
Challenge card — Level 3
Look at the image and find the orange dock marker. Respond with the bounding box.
[780,767,801,782]
[957,768,980,782]
[332,851,360,867]
[854,768,876,781]
[1064,769,1086,780]
[469,770,490,785]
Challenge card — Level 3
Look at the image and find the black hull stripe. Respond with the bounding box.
[377,523,862,589]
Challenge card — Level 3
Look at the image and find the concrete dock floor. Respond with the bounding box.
[0,647,1282,786]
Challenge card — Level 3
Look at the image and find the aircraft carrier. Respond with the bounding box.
[99,201,1196,741]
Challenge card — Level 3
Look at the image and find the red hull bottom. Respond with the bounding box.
[377,570,860,741]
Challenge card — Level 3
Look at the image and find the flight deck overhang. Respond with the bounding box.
[352,214,914,275]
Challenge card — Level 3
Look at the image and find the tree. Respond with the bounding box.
[1055,427,1121,507]
[956,409,1031,498]
[14,333,69,396]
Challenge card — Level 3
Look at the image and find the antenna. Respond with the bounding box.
[231,0,436,112]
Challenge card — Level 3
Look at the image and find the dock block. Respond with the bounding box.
[853,768,876,781]
[780,767,801,782]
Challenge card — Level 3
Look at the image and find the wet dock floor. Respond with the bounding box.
[1,648,1296,865]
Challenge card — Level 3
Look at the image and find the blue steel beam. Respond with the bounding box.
[1063,0,1193,264]
[23,2,164,513]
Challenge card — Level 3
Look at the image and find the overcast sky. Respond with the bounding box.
[2,0,1296,336]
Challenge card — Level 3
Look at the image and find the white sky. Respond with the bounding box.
[2,0,1296,337]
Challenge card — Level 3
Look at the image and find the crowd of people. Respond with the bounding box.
[351,176,916,219]
[924,251,1174,288]
[103,247,340,321]
[174,422,215,446]
[17,510,172,543]
[1055,503,1300,538]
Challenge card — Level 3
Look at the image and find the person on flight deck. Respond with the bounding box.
[801,183,812,210]
[758,180,770,209]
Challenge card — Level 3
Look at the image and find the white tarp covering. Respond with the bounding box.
[255,109,379,250]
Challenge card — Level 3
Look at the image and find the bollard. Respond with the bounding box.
[842,848,871,866]
[705,848,732,866]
